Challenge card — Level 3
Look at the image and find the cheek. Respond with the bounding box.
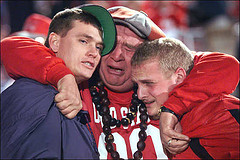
[100,56,109,67]
[151,87,169,102]
[154,92,169,106]
[126,64,132,76]
[126,52,134,63]
[151,89,162,98]
[125,56,133,73]
[96,56,101,64]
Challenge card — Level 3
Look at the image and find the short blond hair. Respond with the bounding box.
[131,37,194,77]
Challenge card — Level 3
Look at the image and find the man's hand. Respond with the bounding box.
[159,112,190,155]
[55,74,82,119]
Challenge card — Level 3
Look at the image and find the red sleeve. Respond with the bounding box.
[1,36,73,87]
[163,52,240,117]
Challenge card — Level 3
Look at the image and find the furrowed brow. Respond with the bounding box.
[125,42,139,49]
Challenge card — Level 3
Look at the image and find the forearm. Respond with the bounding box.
[164,52,239,117]
[1,36,73,87]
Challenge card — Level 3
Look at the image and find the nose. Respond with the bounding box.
[137,85,148,101]
[110,44,124,61]
[87,45,99,58]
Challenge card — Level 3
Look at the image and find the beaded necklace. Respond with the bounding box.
[90,81,148,159]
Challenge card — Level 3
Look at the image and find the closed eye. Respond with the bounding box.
[79,39,87,44]
[144,82,154,85]
[141,80,155,86]
[124,43,138,52]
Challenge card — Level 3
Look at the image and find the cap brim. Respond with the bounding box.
[78,4,116,56]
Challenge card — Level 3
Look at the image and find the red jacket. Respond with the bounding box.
[162,52,240,159]
[1,37,168,159]
[1,36,239,159]
[1,36,73,86]
[164,51,239,117]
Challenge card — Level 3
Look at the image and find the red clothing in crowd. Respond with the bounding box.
[1,36,239,159]
[141,1,189,31]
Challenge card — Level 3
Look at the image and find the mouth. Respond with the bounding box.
[107,65,124,75]
[82,61,94,69]
[143,100,155,107]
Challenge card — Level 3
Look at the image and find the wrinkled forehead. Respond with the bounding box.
[116,24,144,46]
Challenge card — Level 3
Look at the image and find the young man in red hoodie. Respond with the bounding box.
[131,37,239,159]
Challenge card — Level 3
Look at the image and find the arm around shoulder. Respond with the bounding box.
[163,52,239,117]
[1,36,73,87]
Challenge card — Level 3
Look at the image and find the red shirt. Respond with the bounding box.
[1,36,239,159]
[1,37,167,159]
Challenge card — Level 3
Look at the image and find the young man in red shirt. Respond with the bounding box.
[131,37,239,159]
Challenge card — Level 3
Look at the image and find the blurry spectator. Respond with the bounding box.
[6,1,34,33]
[33,1,53,17]
[10,13,51,44]
[141,1,189,38]
[85,1,119,9]
[33,1,75,18]
[226,1,239,22]
[117,1,143,11]
[187,1,227,27]
[226,1,239,60]
[1,13,51,93]
[84,1,142,11]
[189,1,238,57]
[1,1,11,39]
[187,1,239,97]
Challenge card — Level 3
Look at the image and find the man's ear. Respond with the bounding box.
[48,32,60,52]
[175,67,186,85]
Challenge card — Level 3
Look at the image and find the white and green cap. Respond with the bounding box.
[78,4,117,56]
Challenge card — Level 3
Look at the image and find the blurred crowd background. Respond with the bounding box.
[1,1,239,97]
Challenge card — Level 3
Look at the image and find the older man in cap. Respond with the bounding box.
[1,4,117,159]
[1,6,190,159]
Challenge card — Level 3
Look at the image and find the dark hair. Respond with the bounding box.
[44,8,103,47]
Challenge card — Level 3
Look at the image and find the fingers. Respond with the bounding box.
[161,129,190,155]
[159,111,190,155]
[59,105,75,115]
[170,130,190,142]
[54,92,82,119]
[55,92,81,108]
[168,138,189,148]
[165,139,189,155]
[65,110,80,119]
[55,92,67,104]
[56,100,81,119]
[55,74,83,119]
[161,128,190,145]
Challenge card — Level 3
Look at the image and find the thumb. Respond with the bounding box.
[171,129,190,142]
[55,92,65,103]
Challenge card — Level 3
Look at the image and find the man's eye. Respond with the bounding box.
[125,47,135,52]
[96,46,103,52]
[144,82,154,86]
[79,39,87,44]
